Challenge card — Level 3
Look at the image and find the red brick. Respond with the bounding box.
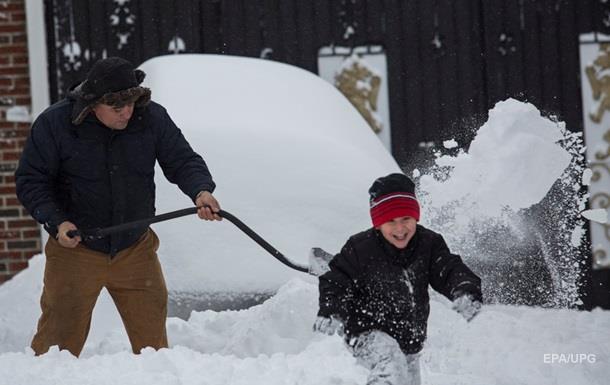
[8,239,38,249]
[0,251,21,259]
[0,240,5,250]
[0,66,27,75]
[0,3,25,12]
[0,208,19,218]
[5,197,20,206]
[0,230,19,239]
[0,44,27,54]
[4,175,15,183]
[0,122,16,129]
[12,76,29,86]
[0,56,9,66]
[8,261,28,272]
[8,219,37,228]
[10,12,25,22]
[2,86,29,95]
[23,250,39,259]
[11,34,26,44]
[0,78,13,86]
[0,274,11,283]
[2,151,19,160]
[23,229,40,238]
[0,186,16,194]
[0,221,5,229]
[15,97,30,105]
[0,25,25,34]
[0,140,16,149]
[12,55,28,65]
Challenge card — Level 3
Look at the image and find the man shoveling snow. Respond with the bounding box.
[14,57,222,357]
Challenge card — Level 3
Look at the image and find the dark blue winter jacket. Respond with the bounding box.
[318,226,482,354]
[15,98,215,255]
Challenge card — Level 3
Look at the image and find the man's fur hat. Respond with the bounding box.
[69,57,151,124]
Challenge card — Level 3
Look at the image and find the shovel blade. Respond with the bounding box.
[308,247,334,276]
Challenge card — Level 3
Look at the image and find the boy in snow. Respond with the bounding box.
[314,173,482,385]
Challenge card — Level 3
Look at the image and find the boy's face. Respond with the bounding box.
[377,216,417,249]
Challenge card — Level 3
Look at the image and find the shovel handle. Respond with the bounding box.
[217,210,309,273]
[66,229,80,238]
[64,206,310,274]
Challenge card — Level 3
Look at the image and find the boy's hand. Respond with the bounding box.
[313,315,344,336]
[452,294,482,322]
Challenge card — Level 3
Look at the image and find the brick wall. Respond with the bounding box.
[0,0,41,284]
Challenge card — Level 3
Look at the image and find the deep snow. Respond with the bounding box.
[0,259,608,385]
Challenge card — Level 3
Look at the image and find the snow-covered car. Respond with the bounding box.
[139,54,399,312]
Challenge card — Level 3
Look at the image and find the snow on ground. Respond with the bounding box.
[0,55,608,383]
[0,257,608,384]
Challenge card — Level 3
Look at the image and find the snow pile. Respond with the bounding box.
[166,279,319,357]
[0,255,43,354]
[1,272,608,385]
[419,99,587,307]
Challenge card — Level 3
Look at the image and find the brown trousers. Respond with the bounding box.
[31,229,168,357]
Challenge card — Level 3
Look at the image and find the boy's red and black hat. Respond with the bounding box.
[369,173,420,227]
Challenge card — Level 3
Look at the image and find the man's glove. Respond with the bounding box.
[452,294,482,322]
[313,315,344,336]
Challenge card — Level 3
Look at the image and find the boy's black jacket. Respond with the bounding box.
[318,225,482,354]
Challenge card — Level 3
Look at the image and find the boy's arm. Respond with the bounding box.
[429,234,482,302]
[317,240,360,322]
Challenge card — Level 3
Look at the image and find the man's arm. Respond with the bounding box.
[14,115,69,238]
[154,107,216,201]
[154,106,219,220]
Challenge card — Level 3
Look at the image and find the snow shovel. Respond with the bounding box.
[67,207,332,276]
